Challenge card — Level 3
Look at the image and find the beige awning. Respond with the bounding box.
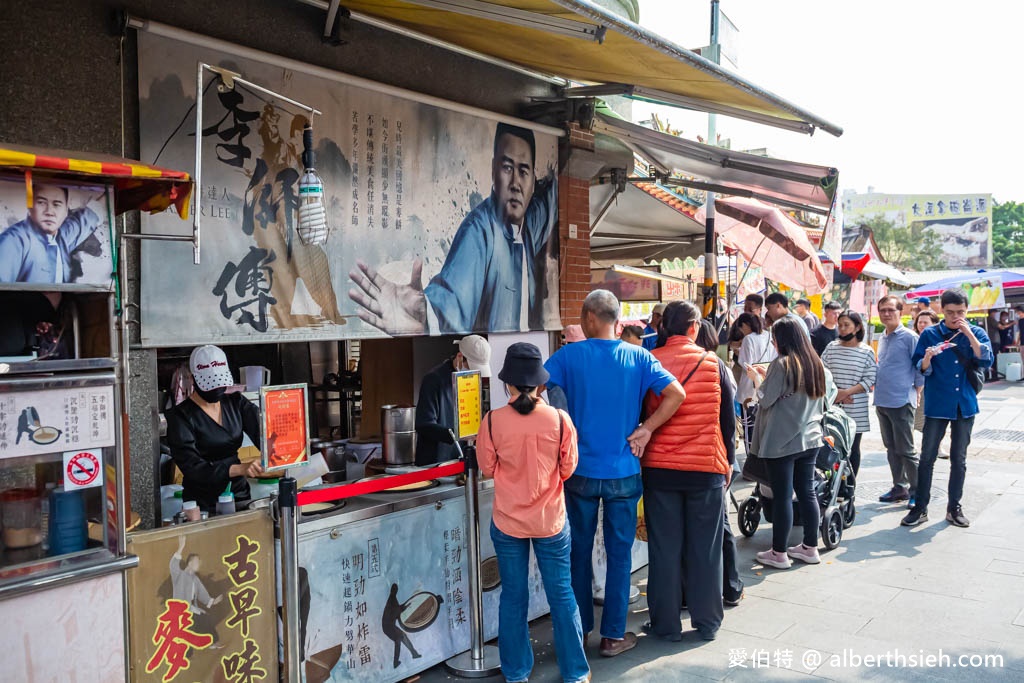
[301,0,843,136]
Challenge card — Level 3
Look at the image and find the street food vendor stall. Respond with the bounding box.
[0,144,192,682]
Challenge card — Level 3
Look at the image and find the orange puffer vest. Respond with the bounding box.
[643,336,729,475]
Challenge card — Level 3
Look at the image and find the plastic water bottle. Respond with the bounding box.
[40,482,56,552]
[215,492,236,517]
[297,124,328,245]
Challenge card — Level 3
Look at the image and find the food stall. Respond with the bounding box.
[0,145,192,681]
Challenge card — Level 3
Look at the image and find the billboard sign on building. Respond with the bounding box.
[843,192,992,269]
[137,32,560,346]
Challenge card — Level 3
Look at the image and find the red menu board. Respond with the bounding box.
[259,384,309,472]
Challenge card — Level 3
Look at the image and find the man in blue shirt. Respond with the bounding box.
[0,184,101,284]
[544,289,684,657]
[348,123,556,335]
[874,296,924,506]
[902,288,993,528]
[641,302,665,350]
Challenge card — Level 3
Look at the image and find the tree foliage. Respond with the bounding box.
[992,200,1024,268]
[860,214,946,271]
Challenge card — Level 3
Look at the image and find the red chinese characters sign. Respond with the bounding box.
[127,510,277,683]
[260,384,309,472]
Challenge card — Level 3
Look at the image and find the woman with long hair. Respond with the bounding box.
[747,316,831,569]
[820,310,878,476]
[642,303,736,640]
[477,343,589,683]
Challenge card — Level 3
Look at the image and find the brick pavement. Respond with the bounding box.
[416,381,1024,682]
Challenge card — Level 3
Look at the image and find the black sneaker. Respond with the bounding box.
[946,505,970,528]
[901,507,928,526]
[879,486,910,503]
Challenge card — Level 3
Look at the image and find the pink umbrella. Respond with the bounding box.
[696,196,829,294]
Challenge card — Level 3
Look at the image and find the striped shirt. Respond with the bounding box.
[821,342,878,433]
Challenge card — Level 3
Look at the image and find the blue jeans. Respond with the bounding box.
[563,473,643,639]
[917,415,973,511]
[490,521,589,683]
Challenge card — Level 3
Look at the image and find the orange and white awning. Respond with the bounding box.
[0,144,193,219]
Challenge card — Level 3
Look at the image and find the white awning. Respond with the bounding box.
[861,259,912,287]
[593,112,838,214]
[589,181,704,264]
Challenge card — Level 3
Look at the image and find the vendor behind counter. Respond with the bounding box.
[166,345,264,512]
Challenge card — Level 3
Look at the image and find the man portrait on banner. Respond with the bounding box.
[0,183,104,284]
[348,122,557,335]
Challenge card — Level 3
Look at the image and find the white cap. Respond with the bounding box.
[455,335,492,378]
[189,345,233,391]
[218,493,234,503]
[182,500,198,510]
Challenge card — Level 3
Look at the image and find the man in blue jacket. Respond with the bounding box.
[902,288,993,528]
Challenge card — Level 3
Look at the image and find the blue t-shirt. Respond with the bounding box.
[544,338,675,479]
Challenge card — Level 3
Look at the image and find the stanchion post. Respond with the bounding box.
[278,477,301,683]
[445,441,501,677]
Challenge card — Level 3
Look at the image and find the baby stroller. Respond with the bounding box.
[737,404,857,550]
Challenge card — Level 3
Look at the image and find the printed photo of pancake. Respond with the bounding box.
[29,425,62,445]
[481,556,501,592]
[398,591,443,632]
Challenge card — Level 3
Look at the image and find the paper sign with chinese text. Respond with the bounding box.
[0,385,114,460]
[126,510,277,683]
[452,371,481,440]
[259,384,309,473]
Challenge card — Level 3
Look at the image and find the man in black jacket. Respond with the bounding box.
[415,335,491,465]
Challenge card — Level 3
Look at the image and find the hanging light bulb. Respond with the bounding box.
[297,123,329,245]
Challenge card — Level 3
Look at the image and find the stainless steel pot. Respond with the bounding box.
[381,404,416,465]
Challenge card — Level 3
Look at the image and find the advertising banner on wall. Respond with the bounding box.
[126,510,278,683]
[137,32,560,346]
[843,192,992,269]
[0,179,113,287]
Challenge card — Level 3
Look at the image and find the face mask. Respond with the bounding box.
[196,386,226,403]
[838,332,856,342]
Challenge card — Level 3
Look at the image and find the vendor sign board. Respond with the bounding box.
[260,383,310,472]
[137,32,560,345]
[0,384,115,459]
[0,178,114,288]
[126,510,277,683]
[843,192,993,269]
[452,371,481,440]
[961,276,1005,311]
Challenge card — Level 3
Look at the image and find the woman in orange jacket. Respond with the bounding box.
[641,301,736,642]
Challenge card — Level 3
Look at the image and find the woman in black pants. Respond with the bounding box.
[746,317,832,569]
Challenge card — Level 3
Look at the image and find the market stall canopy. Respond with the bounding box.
[307,0,843,136]
[819,252,911,287]
[0,144,192,218]
[697,196,828,294]
[906,269,1024,300]
[589,180,705,263]
[593,112,839,214]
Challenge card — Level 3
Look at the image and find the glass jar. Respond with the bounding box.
[1,488,42,548]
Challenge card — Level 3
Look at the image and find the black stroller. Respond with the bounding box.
[736,404,857,550]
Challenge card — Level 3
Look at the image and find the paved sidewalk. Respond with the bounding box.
[417,382,1024,682]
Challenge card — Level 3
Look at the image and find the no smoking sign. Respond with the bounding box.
[63,450,103,490]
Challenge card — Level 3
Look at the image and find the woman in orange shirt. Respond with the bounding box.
[478,343,589,683]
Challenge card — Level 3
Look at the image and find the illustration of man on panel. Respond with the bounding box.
[348,123,557,335]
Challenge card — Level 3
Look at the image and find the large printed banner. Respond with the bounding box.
[843,192,992,268]
[127,510,278,683]
[138,33,559,346]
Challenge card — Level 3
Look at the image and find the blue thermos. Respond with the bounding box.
[48,487,87,554]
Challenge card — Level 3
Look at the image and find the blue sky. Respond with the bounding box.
[635,1,1023,203]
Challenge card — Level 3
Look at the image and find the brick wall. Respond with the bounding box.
[558,124,595,326]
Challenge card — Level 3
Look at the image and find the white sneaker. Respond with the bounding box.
[756,549,792,569]
[787,543,821,564]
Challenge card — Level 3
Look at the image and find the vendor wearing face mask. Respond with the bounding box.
[167,345,264,512]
